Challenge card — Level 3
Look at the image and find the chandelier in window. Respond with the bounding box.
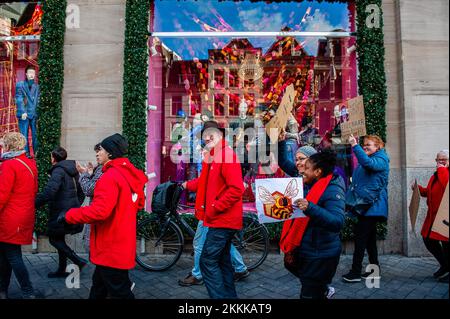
[238,53,263,82]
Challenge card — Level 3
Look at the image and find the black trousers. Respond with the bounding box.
[351,216,381,274]
[48,234,82,271]
[89,265,134,299]
[297,255,340,300]
[423,237,449,269]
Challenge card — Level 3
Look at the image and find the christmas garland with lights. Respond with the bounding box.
[123,1,151,171]
[35,0,67,234]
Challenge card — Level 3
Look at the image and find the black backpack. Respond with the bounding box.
[151,181,183,215]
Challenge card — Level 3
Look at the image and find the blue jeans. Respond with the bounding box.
[192,221,246,280]
[0,242,34,297]
[200,228,238,299]
[18,117,38,155]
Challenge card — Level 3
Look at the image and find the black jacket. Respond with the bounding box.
[36,160,85,234]
[298,174,346,259]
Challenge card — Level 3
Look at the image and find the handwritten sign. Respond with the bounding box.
[431,182,449,239]
[255,178,305,224]
[265,84,296,143]
[409,180,421,233]
[340,96,367,141]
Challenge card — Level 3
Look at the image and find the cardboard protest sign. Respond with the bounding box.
[265,84,296,143]
[255,177,305,224]
[409,180,421,233]
[431,182,449,239]
[340,96,367,141]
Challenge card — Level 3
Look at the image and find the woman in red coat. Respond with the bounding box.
[414,150,449,282]
[0,133,38,299]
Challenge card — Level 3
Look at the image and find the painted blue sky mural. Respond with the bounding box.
[153,0,352,59]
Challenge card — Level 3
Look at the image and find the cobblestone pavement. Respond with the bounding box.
[5,253,449,299]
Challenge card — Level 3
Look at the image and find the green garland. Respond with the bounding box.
[356,0,387,141]
[35,0,67,234]
[122,1,151,171]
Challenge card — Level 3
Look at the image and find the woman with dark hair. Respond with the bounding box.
[35,147,87,278]
[280,150,345,299]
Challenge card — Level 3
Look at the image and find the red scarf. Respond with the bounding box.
[279,174,333,253]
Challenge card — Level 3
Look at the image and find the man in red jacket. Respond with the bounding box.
[183,121,245,299]
[60,133,148,299]
[0,132,38,299]
[414,149,449,282]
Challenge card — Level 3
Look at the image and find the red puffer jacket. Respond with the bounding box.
[419,167,449,241]
[65,158,148,270]
[0,153,38,245]
[187,140,244,230]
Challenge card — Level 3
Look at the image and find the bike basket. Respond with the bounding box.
[151,181,183,215]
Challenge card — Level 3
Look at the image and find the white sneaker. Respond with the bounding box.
[326,286,336,299]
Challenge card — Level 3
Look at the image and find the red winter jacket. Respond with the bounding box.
[186,140,244,230]
[65,158,148,270]
[0,153,38,245]
[419,167,449,241]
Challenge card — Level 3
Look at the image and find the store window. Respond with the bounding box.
[150,0,358,203]
[0,2,42,156]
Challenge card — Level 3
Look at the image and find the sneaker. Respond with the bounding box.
[48,271,70,278]
[325,286,336,299]
[22,293,36,299]
[178,273,203,287]
[342,271,362,283]
[438,273,449,283]
[433,266,449,279]
[361,270,381,279]
[234,270,250,282]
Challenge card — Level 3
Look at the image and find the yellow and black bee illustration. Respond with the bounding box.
[258,179,299,220]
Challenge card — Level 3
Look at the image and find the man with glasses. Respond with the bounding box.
[413,150,449,282]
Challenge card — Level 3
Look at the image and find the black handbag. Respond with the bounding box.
[345,188,373,215]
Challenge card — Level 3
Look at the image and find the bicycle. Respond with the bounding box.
[136,199,269,272]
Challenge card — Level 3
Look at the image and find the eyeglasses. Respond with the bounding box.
[435,158,449,163]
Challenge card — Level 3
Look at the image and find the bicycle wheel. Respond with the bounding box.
[232,213,269,270]
[136,214,184,271]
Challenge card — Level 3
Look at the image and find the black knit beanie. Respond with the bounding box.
[101,133,128,159]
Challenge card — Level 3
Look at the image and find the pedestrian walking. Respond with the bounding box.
[0,132,38,299]
[76,143,104,253]
[414,150,449,282]
[59,134,148,299]
[280,150,345,299]
[182,121,245,299]
[342,135,390,283]
[35,147,87,278]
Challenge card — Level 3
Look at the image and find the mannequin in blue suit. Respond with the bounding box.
[16,65,39,155]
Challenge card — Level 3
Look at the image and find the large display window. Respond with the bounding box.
[149,0,358,203]
[0,2,41,156]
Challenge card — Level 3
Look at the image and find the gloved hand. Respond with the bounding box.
[21,113,28,121]
[57,211,67,224]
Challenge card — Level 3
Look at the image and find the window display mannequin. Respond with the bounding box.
[16,65,40,156]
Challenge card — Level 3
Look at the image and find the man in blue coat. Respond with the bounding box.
[16,65,40,156]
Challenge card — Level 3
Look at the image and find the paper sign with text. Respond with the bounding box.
[340,96,367,141]
[265,84,296,143]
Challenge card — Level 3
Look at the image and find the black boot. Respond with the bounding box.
[48,252,70,278]
[68,251,88,271]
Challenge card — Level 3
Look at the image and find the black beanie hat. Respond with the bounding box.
[101,133,128,159]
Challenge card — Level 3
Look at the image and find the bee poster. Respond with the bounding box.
[255,178,305,224]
